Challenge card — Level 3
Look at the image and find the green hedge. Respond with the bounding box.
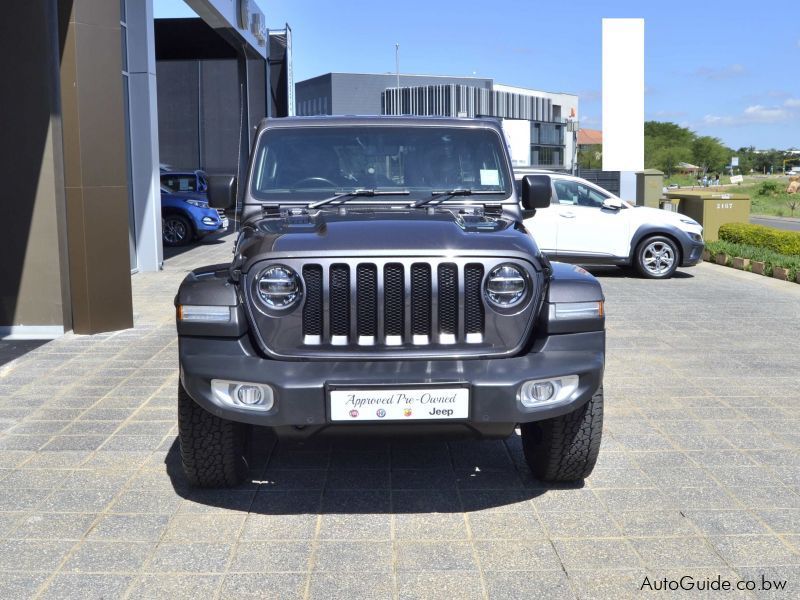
[706,239,800,279]
[718,222,800,256]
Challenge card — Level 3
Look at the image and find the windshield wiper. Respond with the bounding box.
[308,188,410,209]
[412,188,504,208]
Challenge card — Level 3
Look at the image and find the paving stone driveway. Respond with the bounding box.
[1,233,799,599]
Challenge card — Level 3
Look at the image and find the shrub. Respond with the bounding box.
[718,223,800,256]
[757,180,781,196]
[705,239,800,279]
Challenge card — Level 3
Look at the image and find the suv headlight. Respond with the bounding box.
[485,264,528,308]
[687,232,703,243]
[257,265,301,309]
[184,198,209,208]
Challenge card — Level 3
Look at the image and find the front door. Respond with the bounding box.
[552,179,630,259]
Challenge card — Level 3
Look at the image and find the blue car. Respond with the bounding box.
[160,171,229,246]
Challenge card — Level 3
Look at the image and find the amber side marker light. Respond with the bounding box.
[549,301,604,320]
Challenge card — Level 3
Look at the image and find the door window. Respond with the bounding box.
[553,180,609,208]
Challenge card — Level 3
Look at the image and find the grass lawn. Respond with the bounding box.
[664,175,800,218]
[736,180,799,218]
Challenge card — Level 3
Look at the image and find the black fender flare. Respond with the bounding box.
[629,224,689,264]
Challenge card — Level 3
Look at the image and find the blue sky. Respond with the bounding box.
[156,0,799,150]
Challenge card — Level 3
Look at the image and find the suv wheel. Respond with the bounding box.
[163,214,193,247]
[634,235,679,279]
[520,387,603,482]
[178,383,249,488]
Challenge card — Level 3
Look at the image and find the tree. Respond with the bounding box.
[577,144,602,169]
[692,136,729,175]
[652,145,691,176]
[644,122,694,172]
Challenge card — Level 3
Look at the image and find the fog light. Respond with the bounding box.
[202,216,216,225]
[531,381,555,402]
[236,385,263,406]
[211,380,274,411]
[518,375,579,408]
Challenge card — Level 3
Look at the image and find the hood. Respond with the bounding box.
[236,209,542,272]
[631,206,700,229]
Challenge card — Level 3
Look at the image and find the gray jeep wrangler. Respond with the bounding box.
[175,116,605,488]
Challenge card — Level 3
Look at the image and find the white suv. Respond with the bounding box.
[517,171,705,279]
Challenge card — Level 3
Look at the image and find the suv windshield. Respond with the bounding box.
[250,126,512,202]
[162,173,204,194]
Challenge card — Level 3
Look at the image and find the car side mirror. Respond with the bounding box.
[521,175,552,217]
[207,175,236,209]
[601,198,623,211]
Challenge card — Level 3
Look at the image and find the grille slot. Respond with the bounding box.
[356,264,378,338]
[437,263,458,337]
[329,264,350,339]
[464,264,485,336]
[302,265,323,337]
[384,263,405,339]
[410,264,432,339]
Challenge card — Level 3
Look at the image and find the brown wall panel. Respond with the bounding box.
[73,22,128,188]
[0,0,72,332]
[60,0,133,334]
[81,186,134,332]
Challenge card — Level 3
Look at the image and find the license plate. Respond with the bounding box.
[221,218,229,228]
[329,387,469,421]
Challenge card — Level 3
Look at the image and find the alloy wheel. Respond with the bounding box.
[163,217,188,245]
[642,241,675,276]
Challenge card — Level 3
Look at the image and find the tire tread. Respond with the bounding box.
[521,387,603,482]
[178,383,248,488]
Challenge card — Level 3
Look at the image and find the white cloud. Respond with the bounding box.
[693,64,746,80]
[743,105,791,122]
[703,100,800,127]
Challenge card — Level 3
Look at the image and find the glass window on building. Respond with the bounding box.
[530,146,562,167]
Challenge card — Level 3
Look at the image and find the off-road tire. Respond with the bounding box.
[178,383,249,488]
[520,387,603,482]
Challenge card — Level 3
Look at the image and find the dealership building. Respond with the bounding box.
[1,0,289,339]
[295,72,579,170]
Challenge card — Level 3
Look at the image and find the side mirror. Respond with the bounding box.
[207,175,236,209]
[521,175,552,217]
[601,198,623,211]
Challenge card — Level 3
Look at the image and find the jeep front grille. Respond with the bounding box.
[299,260,486,347]
[245,257,540,359]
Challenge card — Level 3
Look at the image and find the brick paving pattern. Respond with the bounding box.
[1,233,799,598]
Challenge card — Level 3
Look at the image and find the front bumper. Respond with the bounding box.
[192,207,228,233]
[681,238,705,266]
[179,331,604,436]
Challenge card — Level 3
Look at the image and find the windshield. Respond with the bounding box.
[161,174,202,194]
[250,126,512,202]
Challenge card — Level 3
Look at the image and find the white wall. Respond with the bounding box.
[500,119,531,167]
[494,83,578,170]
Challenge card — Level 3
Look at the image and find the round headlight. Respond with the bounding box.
[257,265,301,309]
[485,264,527,307]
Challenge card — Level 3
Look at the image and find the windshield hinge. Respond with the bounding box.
[279,207,312,226]
[483,203,503,218]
